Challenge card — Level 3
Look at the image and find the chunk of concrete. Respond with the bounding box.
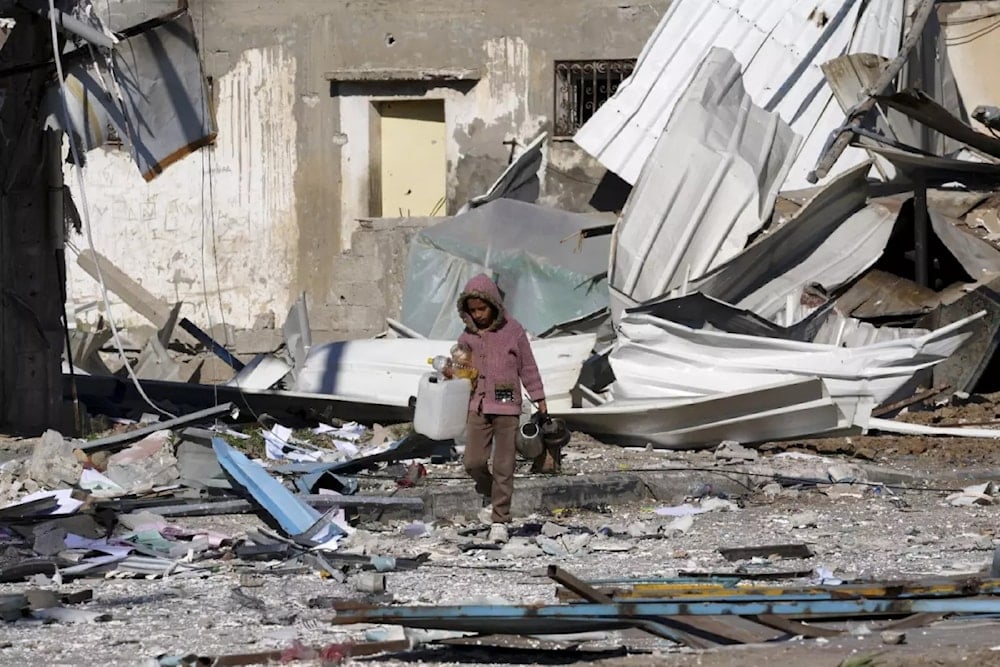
[715,440,758,462]
[27,431,82,489]
[500,538,543,559]
[541,521,568,538]
[561,532,592,554]
[664,514,694,535]
[32,526,67,557]
[535,535,569,557]
[105,431,179,494]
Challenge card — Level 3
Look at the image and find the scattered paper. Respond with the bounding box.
[946,482,995,507]
[811,565,843,586]
[263,429,322,463]
[79,468,126,496]
[4,489,83,516]
[665,514,694,534]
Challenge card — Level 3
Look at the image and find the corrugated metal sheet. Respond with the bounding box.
[608,311,981,406]
[608,48,800,318]
[550,378,849,449]
[811,311,927,347]
[575,0,904,189]
[686,163,896,323]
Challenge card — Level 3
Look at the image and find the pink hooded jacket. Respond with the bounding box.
[457,274,545,416]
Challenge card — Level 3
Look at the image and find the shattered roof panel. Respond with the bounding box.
[575,0,904,189]
[609,48,801,313]
[687,162,897,323]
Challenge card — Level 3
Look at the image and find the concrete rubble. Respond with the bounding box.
[2,0,1000,664]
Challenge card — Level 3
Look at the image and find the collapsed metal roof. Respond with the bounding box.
[574,0,905,188]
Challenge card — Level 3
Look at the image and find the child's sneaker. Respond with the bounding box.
[478,500,492,525]
[488,522,509,544]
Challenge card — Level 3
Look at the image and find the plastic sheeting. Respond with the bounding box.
[400,199,610,339]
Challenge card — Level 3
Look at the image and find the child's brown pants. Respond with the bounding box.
[463,413,518,524]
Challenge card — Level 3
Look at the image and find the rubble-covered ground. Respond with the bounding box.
[3,397,1000,666]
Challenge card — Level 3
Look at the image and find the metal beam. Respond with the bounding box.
[547,565,709,647]
[80,402,237,452]
[807,0,939,183]
[331,597,1000,632]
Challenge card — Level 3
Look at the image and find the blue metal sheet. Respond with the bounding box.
[330,598,1000,635]
[212,438,343,544]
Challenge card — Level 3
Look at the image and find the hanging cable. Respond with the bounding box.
[48,0,175,419]
[196,1,260,422]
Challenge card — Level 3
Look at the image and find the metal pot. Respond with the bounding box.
[516,418,544,458]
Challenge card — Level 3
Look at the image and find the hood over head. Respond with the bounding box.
[457,273,506,332]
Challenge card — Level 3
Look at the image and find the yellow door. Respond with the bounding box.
[377,100,447,217]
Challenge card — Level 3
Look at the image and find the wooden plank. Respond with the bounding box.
[751,614,844,638]
[76,249,198,346]
[143,494,424,518]
[719,544,814,562]
[881,612,943,630]
[547,565,713,648]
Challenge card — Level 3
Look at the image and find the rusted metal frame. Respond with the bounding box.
[749,614,844,638]
[330,596,1000,629]
[808,0,939,183]
[548,565,779,647]
[562,578,1000,603]
[915,176,931,287]
[546,565,713,647]
[872,384,950,417]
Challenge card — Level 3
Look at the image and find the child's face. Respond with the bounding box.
[466,297,495,329]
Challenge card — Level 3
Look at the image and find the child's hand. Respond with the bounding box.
[537,399,547,415]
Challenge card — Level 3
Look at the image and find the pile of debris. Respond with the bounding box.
[63,1,1000,454]
[0,408,448,604]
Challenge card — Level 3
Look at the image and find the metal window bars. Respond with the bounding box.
[554,60,635,136]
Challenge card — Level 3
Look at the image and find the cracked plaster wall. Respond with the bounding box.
[66,0,668,338]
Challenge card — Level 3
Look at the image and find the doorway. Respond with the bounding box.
[373,99,447,217]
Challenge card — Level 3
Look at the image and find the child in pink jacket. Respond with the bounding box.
[457,274,546,544]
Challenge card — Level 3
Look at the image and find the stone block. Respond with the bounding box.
[27,430,82,488]
[105,431,179,494]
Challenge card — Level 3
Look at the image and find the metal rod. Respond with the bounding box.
[331,596,1000,627]
[17,0,117,49]
[81,402,237,451]
[808,0,938,183]
[178,318,245,371]
[914,177,930,287]
[547,565,714,648]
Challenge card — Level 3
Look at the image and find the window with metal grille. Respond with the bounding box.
[554,59,635,136]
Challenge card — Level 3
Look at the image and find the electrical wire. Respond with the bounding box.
[944,17,1000,46]
[48,0,175,419]
[196,1,260,423]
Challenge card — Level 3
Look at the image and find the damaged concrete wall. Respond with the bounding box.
[938,2,1000,133]
[66,0,667,340]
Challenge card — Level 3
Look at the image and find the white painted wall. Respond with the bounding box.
[66,46,300,332]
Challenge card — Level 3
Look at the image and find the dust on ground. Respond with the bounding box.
[2,393,1000,666]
